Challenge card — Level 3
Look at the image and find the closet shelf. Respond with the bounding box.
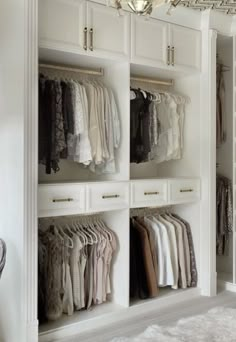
[39,302,125,339]
[39,288,200,342]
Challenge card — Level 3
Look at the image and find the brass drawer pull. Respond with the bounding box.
[171,46,175,66]
[52,198,74,203]
[89,28,93,51]
[83,27,88,51]
[167,45,171,65]
[102,194,120,199]
[144,191,159,195]
[180,189,194,193]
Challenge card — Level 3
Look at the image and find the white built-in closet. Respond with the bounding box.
[1,1,236,342]
[37,2,202,341]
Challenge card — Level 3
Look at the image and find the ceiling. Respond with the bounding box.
[178,0,236,15]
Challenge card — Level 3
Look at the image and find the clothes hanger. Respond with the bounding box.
[72,220,88,245]
[87,218,102,244]
[56,223,74,249]
[76,220,94,245]
[96,218,113,242]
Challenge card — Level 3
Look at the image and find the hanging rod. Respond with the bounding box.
[130,75,174,86]
[39,63,104,76]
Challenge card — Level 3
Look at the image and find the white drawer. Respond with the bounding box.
[168,179,201,204]
[38,184,86,217]
[87,182,129,212]
[130,180,168,208]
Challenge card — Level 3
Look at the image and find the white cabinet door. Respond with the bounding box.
[86,2,130,58]
[131,16,168,67]
[170,24,201,71]
[39,0,86,52]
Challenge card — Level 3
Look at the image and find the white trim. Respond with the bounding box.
[200,29,217,296]
[24,0,38,341]
[218,279,236,293]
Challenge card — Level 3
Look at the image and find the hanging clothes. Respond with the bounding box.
[216,63,226,147]
[130,210,197,300]
[0,239,6,279]
[39,74,121,175]
[216,174,233,256]
[130,88,186,164]
[38,217,117,323]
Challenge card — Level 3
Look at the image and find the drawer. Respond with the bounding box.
[87,182,129,212]
[130,180,168,208]
[168,179,201,204]
[38,184,86,217]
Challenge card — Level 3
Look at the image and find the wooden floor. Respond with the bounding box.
[60,290,236,342]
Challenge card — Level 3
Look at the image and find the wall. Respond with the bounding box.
[0,1,25,341]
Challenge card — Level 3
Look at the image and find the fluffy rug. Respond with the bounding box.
[111,307,236,341]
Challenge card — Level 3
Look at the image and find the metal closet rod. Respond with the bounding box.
[39,62,104,76]
[130,75,174,86]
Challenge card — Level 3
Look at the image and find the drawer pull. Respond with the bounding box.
[180,189,194,193]
[144,191,159,195]
[83,27,88,51]
[102,194,120,199]
[52,198,74,203]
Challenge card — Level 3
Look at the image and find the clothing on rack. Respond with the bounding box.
[0,239,6,279]
[216,174,233,256]
[39,74,121,174]
[130,210,197,300]
[38,216,117,323]
[216,63,226,147]
[130,88,186,164]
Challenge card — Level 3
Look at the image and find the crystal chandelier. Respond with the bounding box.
[114,0,181,16]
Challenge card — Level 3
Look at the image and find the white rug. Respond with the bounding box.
[111,307,236,341]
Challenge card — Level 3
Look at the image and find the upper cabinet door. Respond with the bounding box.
[39,0,86,53]
[131,16,168,67]
[86,2,130,59]
[170,24,201,72]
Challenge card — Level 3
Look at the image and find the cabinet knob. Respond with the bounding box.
[83,27,88,51]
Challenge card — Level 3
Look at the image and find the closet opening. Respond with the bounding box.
[129,64,201,180]
[38,209,129,338]
[129,202,200,308]
[38,49,130,184]
[216,34,234,288]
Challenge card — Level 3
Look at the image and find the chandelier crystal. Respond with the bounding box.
[114,0,181,16]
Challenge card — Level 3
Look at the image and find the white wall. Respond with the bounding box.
[0,1,25,341]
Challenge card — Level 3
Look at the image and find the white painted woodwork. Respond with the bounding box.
[130,179,168,208]
[3,1,236,341]
[39,0,86,53]
[131,16,168,67]
[38,184,86,217]
[168,179,201,205]
[86,2,130,58]
[86,182,129,212]
[169,24,201,71]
